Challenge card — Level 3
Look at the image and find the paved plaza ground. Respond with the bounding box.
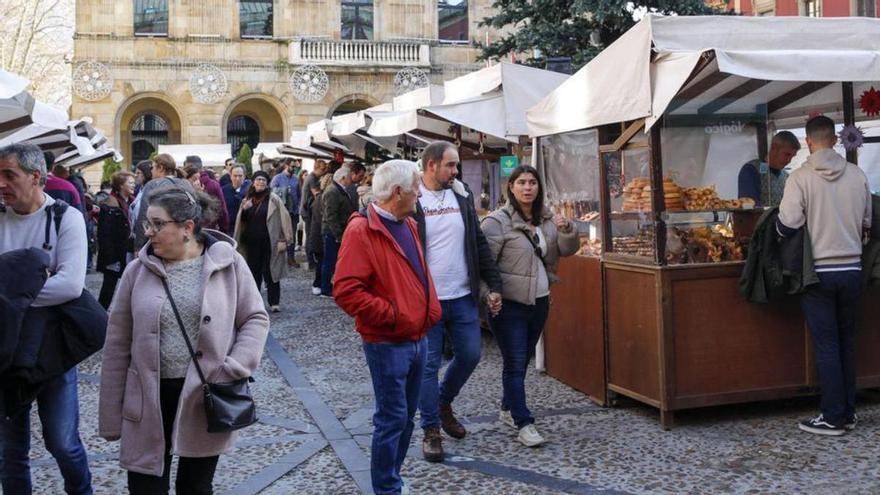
[29,267,880,494]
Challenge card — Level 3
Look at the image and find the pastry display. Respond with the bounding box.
[577,237,603,257]
[682,186,760,211]
[551,200,598,220]
[613,229,655,257]
[621,177,685,211]
[667,225,744,264]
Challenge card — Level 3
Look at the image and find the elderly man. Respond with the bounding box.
[320,166,356,297]
[334,160,441,495]
[184,155,230,233]
[300,160,329,269]
[0,143,93,494]
[221,164,251,225]
[737,131,801,207]
[778,116,872,436]
[415,141,502,462]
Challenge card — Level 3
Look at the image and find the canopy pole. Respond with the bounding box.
[842,82,857,164]
[649,124,667,266]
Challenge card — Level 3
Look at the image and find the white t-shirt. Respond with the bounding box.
[534,226,550,298]
[0,193,87,307]
[418,184,470,300]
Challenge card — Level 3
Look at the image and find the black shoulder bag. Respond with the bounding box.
[160,278,257,433]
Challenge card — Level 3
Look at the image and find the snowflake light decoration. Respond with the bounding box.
[73,61,113,101]
[859,86,880,117]
[290,65,329,103]
[189,64,228,104]
[393,67,429,96]
[839,125,865,152]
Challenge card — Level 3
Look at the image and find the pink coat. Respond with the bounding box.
[98,230,269,476]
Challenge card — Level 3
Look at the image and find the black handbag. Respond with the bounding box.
[160,278,258,433]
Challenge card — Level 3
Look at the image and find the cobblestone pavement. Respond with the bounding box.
[28,267,880,493]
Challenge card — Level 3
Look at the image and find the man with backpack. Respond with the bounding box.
[0,143,93,494]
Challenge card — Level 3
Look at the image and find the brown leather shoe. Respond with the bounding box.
[422,427,444,463]
[440,402,466,439]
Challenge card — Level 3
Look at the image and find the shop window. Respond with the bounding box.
[134,0,168,36]
[228,115,260,157]
[857,0,876,16]
[438,0,468,42]
[341,0,373,40]
[804,0,821,17]
[241,0,273,38]
[130,114,168,163]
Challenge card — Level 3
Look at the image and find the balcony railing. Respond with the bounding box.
[289,39,430,67]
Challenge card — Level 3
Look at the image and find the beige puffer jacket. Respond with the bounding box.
[480,204,579,305]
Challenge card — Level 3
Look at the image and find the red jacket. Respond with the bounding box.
[333,205,441,343]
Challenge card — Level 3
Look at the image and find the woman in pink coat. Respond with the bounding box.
[99,186,269,494]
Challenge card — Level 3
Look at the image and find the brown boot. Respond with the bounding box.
[439,402,466,439]
[422,427,444,463]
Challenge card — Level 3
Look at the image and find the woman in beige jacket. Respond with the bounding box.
[480,165,578,448]
[233,170,294,313]
[99,187,269,494]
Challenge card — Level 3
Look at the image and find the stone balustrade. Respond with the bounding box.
[289,39,431,67]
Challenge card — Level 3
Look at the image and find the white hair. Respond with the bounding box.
[333,166,351,182]
[372,160,420,202]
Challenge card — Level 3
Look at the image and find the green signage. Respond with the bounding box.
[500,155,519,177]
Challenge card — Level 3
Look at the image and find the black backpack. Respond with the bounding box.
[42,201,68,252]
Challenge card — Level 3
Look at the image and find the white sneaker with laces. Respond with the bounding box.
[499,410,516,429]
[517,424,545,447]
[311,287,321,295]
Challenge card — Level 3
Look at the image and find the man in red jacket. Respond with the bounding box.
[333,160,441,495]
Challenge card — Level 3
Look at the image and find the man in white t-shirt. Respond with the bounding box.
[0,143,93,494]
[414,141,502,463]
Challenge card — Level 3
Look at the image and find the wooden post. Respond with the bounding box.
[843,82,857,164]
[597,127,614,255]
[649,124,666,266]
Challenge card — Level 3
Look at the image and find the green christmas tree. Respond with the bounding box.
[101,157,123,183]
[478,0,727,71]
[237,143,254,177]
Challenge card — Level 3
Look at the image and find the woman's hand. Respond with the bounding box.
[241,199,253,210]
[276,241,287,254]
[554,214,572,234]
[487,292,503,316]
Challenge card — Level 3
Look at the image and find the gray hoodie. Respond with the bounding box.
[778,148,872,267]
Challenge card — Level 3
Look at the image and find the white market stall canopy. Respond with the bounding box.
[527,15,880,137]
[157,144,231,168]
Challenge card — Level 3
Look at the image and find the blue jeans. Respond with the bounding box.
[801,270,862,425]
[321,233,340,296]
[363,338,427,495]
[490,297,550,428]
[0,368,92,495]
[419,295,481,430]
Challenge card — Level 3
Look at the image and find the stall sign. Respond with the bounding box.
[500,155,519,177]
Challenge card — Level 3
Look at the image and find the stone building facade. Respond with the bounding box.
[72,0,503,166]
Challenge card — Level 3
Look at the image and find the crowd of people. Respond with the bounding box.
[0,116,868,495]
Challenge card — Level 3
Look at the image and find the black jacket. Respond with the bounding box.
[322,181,356,239]
[96,201,131,274]
[414,180,502,304]
[0,248,107,416]
[739,207,818,303]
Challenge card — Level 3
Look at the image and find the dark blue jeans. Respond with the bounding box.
[490,297,550,428]
[801,270,862,425]
[321,233,340,296]
[0,368,92,495]
[363,338,427,495]
[419,295,481,430]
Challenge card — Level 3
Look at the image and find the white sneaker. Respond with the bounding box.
[499,409,516,429]
[270,305,280,313]
[517,424,545,447]
[311,287,321,295]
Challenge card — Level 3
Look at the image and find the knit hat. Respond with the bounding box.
[252,170,270,182]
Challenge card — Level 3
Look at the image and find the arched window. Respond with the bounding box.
[228,115,261,157]
[439,0,468,42]
[130,113,168,163]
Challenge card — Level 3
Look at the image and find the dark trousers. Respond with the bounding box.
[312,252,323,289]
[363,338,427,495]
[490,297,550,428]
[286,212,300,259]
[98,271,121,309]
[128,378,219,495]
[245,239,281,306]
[0,368,92,495]
[321,233,340,296]
[801,270,862,425]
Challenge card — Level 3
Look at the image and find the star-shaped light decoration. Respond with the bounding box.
[839,125,864,152]
[859,86,880,117]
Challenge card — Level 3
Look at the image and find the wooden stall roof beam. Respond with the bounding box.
[665,71,731,114]
[767,82,832,115]
[599,119,645,153]
[698,79,772,115]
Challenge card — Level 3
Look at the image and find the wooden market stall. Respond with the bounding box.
[529,15,880,428]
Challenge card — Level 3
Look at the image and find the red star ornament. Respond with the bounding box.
[859,86,880,117]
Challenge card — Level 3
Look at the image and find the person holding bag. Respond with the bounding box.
[480,165,579,448]
[99,186,269,494]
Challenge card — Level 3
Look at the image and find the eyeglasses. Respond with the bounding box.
[143,218,182,234]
